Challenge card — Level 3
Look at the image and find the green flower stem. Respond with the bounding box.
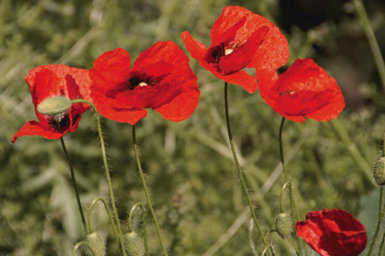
[60,137,89,234]
[87,197,118,240]
[72,241,97,256]
[128,203,149,256]
[378,223,385,256]
[71,99,127,256]
[223,82,270,251]
[278,117,305,256]
[367,186,384,256]
[278,117,288,181]
[132,125,168,256]
[353,0,385,90]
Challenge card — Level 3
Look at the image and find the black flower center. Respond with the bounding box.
[126,73,156,90]
[47,112,71,133]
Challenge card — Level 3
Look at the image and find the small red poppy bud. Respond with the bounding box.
[37,96,72,115]
[86,232,106,256]
[275,213,293,239]
[124,232,145,256]
[373,157,385,186]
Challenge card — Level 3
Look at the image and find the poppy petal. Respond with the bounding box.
[216,71,258,93]
[248,24,289,72]
[181,31,207,61]
[25,64,92,102]
[98,105,148,125]
[90,48,132,89]
[296,209,367,256]
[12,121,65,142]
[219,26,268,74]
[210,6,253,44]
[259,59,345,122]
[154,74,200,122]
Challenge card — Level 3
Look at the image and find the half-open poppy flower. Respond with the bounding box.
[181,6,289,93]
[296,209,367,256]
[89,41,200,124]
[259,58,345,122]
[12,65,91,143]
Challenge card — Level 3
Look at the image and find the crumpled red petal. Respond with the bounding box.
[181,6,289,93]
[259,59,345,122]
[296,209,367,256]
[219,26,268,74]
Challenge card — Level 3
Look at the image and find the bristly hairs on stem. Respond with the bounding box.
[223,82,272,255]
[71,99,127,256]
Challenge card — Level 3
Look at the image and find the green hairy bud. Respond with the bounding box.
[124,232,145,256]
[37,96,72,115]
[373,157,385,186]
[86,232,106,256]
[275,213,293,239]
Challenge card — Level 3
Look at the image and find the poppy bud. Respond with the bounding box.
[373,157,385,186]
[275,213,293,239]
[37,96,72,115]
[124,232,145,256]
[86,232,106,256]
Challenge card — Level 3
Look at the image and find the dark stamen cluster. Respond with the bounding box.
[48,112,71,133]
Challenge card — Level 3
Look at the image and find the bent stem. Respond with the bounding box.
[128,203,149,256]
[132,125,168,256]
[367,186,384,256]
[87,197,119,240]
[60,137,89,234]
[71,99,126,256]
[72,241,97,256]
[224,82,269,250]
[278,117,305,256]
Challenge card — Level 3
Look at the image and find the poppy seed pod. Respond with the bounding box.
[373,157,385,186]
[274,213,293,239]
[86,232,106,256]
[37,96,72,115]
[124,232,145,256]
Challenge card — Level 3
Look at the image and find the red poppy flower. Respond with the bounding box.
[12,65,92,143]
[181,6,289,93]
[296,209,367,256]
[89,41,200,124]
[259,58,345,122]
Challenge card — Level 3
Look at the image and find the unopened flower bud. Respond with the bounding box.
[124,232,145,256]
[37,96,72,115]
[86,232,106,256]
[373,157,385,186]
[275,213,293,239]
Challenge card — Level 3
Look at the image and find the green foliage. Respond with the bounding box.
[1,0,384,255]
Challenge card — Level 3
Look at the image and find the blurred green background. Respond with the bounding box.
[1,0,385,255]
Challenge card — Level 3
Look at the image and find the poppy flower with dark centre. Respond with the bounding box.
[12,65,92,142]
[259,58,345,122]
[296,209,367,256]
[181,6,289,93]
[89,41,200,124]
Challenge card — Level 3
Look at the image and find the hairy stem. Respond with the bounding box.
[60,137,88,234]
[132,125,168,256]
[224,82,270,251]
[367,186,384,256]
